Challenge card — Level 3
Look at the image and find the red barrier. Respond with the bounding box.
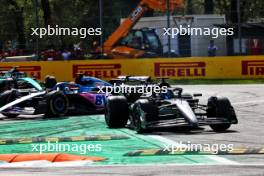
[0,153,105,163]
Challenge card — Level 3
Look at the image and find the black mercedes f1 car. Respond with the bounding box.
[104,76,238,133]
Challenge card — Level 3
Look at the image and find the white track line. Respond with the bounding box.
[1,162,264,168]
[149,135,187,148]
[233,99,264,105]
[90,163,264,166]
[206,155,238,165]
[0,160,94,168]
[0,135,239,168]
[149,135,239,165]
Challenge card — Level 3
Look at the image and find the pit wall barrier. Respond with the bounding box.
[1,56,264,81]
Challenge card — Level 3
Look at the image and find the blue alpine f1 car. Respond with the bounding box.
[0,68,111,118]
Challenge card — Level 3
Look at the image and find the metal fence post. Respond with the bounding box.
[167,0,171,57]
[99,0,104,56]
[237,0,242,55]
[34,0,39,58]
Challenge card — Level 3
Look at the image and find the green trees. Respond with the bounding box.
[0,0,25,49]
[0,0,263,51]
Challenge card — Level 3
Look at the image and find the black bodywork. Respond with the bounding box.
[105,77,238,133]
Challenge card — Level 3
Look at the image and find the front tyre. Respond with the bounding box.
[207,96,237,132]
[210,124,231,132]
[133,99,158,133]
[44,91,69,118]
[105,96,129,128]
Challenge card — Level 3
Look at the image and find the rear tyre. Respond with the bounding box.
[133,99,158,133]
[105,96,129,128]
[0,90,19,118]
[207,96,237,132]
[210,124,231,132]
[44,91,69,118]
[0,80,9,93]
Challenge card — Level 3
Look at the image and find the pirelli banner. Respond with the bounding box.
[0,56,264,81]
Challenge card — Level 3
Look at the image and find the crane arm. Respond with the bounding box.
[103,0,184,52]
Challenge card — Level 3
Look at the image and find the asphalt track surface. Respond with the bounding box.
[0,84,264,176]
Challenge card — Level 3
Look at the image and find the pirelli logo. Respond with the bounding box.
[0,66,41,79]
[72,64,121,78]
[242,60,264,76]
[154,62,206,77]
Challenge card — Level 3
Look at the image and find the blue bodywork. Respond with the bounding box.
[50,76,111,114]
[0,72,112,116]
[53,76,112,93]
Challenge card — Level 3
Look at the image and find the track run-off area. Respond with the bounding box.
[0,84,263,175]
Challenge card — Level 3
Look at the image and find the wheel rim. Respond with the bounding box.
[53,97,65,112]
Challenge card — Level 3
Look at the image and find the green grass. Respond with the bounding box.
[0,115,219,165]
[168,79,264,85]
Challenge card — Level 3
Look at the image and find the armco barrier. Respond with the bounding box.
[1,56,264,81]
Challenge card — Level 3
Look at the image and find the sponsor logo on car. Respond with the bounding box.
[242,60,264,76]
[0,66,41,79]
[72,64,121,78]
[154,62,206,77]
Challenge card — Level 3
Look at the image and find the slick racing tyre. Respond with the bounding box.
[0,80,9,93]
[44,91,69,118]
[0,90,19,118]
[105,96,129,128]
[207,96,237,132]
[133,99,158,133]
